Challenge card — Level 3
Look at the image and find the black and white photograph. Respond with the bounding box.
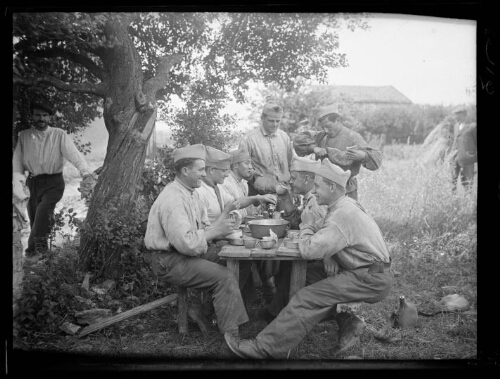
[8,3,496,373]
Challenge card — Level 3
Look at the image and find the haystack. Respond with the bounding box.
[420,116,454,165]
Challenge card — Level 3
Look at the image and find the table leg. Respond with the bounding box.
[226,259,240,282]
[289,260,307,301]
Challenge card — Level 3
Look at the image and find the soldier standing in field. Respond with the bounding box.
[293,104,382,201]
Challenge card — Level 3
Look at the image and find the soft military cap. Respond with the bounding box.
[172,143,206,163]
[205,146,231,170]
[316,104,340,120]
[452,105,467,114]
[229,149,252,165]
[262,102,284,118]
[290,155,321,173]
[316,158,351,188]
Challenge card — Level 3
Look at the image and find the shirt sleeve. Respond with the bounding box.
[12,139,25,174]
[359,146,382,171]
[298,219,348,260]
[162,204,208,256]
[60,133,92,176]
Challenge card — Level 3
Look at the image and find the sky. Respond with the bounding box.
[328,13,477,106]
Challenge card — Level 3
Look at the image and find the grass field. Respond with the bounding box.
[13,142,478,368]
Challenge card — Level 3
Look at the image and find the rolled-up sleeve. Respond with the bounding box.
[60,133,92,176]
[359,146,382,171]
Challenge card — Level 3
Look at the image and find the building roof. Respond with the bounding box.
[315,85,413,105]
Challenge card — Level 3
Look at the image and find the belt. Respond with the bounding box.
[28,172,63,179]
[363,260,391,273]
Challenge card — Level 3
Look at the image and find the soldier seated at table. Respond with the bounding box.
[224,159,394,358]
[196,145,277,311]
[258,155,327,323]
[144,144,249,340]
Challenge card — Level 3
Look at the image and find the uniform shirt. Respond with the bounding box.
[12,126,91,176]
[294,128,382,194]
[195,180,234,224]
[144,177,210,255]
[299,196,390,270]
[220,171,258,218]
[239,126,294,183]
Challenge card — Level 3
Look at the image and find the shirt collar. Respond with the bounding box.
[175,176,195,193]
[260,125,276,138]
[326,195,346,213]
[30,125,51,136]
[230,170,242,183]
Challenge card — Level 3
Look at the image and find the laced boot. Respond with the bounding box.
[224,332,269,359]
[335,310,366,352]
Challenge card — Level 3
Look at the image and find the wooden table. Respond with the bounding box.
[218,232,307,300]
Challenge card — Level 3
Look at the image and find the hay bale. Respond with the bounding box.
[421,117,454,165]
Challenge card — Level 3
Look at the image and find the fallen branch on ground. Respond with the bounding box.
[77,294,178,338]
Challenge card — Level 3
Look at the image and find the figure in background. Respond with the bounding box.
[449,106,477,191]
[293,104,382,201]
[12,100,96,256]
[239,102,294,197]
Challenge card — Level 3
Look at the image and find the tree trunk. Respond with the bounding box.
[78,107,155,278]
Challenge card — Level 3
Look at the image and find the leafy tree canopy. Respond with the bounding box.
[13,11,370,147]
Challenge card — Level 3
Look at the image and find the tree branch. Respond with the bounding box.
[143,53,184,102]
[14,75,107,98]
[25,48,107,81]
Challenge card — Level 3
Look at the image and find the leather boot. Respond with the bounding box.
[224,332,269,359]
[335,311,366,352]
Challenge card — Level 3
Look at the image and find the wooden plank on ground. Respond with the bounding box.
[77,293,178,338]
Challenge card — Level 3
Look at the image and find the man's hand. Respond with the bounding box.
[313,147,327,158]
[258,194,277,205]
[222,200,240,217]
[206,216,234,240]
[345,147,367,162]
[323,257,341,277]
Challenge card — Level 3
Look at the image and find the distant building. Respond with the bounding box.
[316,85,413,111]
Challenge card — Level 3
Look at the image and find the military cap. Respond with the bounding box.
[262,102,284,118]
[316,158,351,188]
[290,155,321,173]
[452,105,467,114]
[316,104,340,120]
[205,146,231,170]
[172,144,206,163]
[229,149,252,165]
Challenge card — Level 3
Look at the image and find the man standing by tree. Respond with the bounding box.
[224,159,394,358]
[449,106,477,191]
[293,104,382,201]
[12,101,96,256]
[144,144,249,340]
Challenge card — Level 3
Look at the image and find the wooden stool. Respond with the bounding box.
[176,287,212,335]
[336,302,363,314]
[177,286,189,334]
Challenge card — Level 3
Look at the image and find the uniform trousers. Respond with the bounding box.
[147,249,249,334]
[254,265,393,358]
[25,172,65,253]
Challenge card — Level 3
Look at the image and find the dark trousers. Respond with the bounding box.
[451,160,475,191]
[25,173,65,253]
